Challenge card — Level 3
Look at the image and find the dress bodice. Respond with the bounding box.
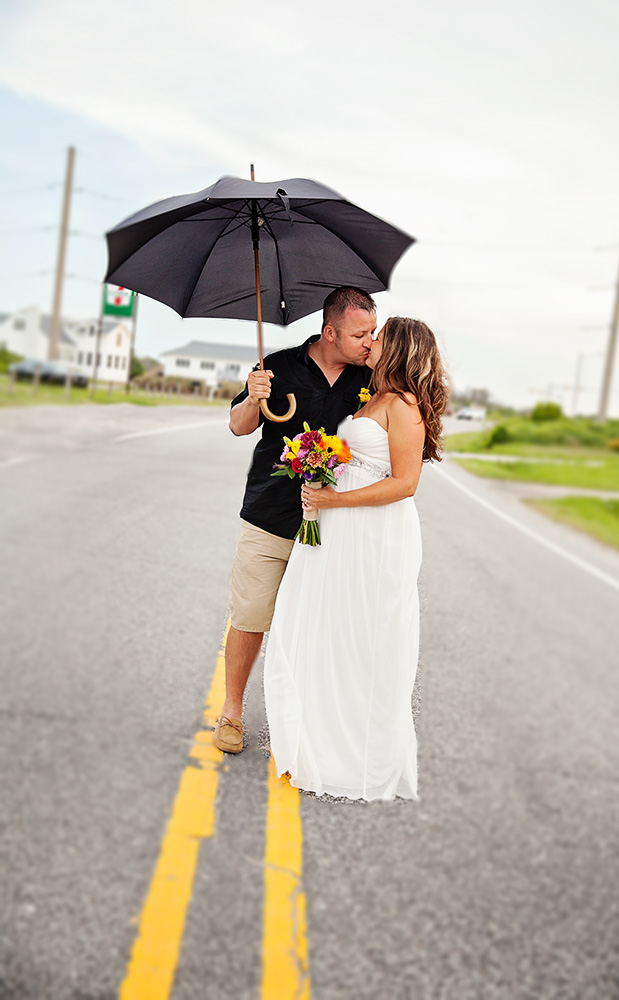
[338,414,391,474]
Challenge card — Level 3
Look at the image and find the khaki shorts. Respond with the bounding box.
[229,520,295,633]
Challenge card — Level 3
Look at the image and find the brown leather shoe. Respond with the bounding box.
[213,716,245,754]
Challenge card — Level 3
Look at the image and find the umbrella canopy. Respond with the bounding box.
[105,175,414,327]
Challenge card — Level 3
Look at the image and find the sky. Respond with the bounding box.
[0,0,618,414]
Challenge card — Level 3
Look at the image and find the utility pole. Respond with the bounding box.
[598,251,619,422]
[125,294,139,394]
[91,288,104,399]
[48,146,76,361]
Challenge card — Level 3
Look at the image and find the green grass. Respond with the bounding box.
[0,375,229,409]
[445,415,619,453]
[445,413,619,491]
[453,456,619,491]
[526,497,619,551]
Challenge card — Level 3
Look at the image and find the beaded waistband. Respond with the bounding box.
[348,456,392,479]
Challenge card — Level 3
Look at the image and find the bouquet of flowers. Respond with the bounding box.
[271,422,351,545]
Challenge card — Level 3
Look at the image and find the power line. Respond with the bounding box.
[0,225,103,238]
[70,230,104,240]
[0,182,63,198]
[0,224,59,235]
[0,182,126,203]
[65,273,101,284]
[73,187,128,203]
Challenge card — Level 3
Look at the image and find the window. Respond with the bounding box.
[230,364,241,375]
[107,355,113,368]
[116,333,122,347]
[90,325,96,336]
[175,358,190,368]
[200,360,215,370]
[86,352,93,366]
[121,357,127,369]
[114,356,120,368]
[13,318,26,331]
[78,351,84,364]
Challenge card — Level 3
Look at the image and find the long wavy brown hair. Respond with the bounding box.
[370,317,448,462]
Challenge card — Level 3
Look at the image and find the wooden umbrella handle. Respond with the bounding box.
[259,394,297,423]
[251,165,297,424]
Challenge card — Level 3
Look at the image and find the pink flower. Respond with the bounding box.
[334,463,347,478]
[280,448,288,461]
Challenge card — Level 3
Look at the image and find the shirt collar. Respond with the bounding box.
[296,334,320,365]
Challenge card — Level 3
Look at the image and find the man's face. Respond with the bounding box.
[328,308,377,366]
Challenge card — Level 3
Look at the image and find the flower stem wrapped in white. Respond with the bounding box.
[296,480,324,545]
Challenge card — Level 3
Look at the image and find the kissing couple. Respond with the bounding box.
[214,286,448,801]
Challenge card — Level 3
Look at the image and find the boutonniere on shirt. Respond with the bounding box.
[357,387,372,410]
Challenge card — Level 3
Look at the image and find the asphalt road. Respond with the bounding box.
[1,405,619,1000]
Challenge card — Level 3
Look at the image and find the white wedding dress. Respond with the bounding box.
[263,414,422,801]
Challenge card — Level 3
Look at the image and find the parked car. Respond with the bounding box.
[456,405,487,421]
[9,359,88,388]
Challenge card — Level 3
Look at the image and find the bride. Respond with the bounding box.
[263,317,448,801]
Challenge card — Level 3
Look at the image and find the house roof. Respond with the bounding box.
[1,307,125,346]
[38,314,76,346]
[40,314,120,345]
[159,340,272,362]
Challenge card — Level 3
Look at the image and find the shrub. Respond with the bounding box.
[0,346,22,374]
[130,356,145,379]
[608,438,619,452]
[487,424,512,447]
[531,401,563,422]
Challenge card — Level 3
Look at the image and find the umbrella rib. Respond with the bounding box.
[178,203,254,315]
[293,203,391,286]
[259,212,287,323]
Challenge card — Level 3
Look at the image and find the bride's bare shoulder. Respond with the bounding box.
[385,391,420,411]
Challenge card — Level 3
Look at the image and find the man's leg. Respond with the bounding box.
[214,521,293,753]
[220,626,263,721]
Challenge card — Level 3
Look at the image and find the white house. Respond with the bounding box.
[158,340,267,389]
[0,306,132,384]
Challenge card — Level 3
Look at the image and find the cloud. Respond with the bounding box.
[2,0,619,410]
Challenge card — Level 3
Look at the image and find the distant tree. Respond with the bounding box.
[0,346,23,374]
[130,356,145,379]
[449,386,504,411]
[531,401,563,422]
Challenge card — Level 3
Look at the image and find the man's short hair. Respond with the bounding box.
[322,287,376,332]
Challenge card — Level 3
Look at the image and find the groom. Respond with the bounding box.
[214,286,377,753]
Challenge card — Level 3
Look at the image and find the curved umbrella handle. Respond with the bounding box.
[259,393,297,423]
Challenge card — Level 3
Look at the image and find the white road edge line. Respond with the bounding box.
[115,419,230,442]
[434,465,619,595]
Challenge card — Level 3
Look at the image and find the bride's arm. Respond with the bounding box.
[302,396,425,510]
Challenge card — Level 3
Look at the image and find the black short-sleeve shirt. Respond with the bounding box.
[231,336,371,539]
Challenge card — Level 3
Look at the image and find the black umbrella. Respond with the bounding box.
[105,168,414,421]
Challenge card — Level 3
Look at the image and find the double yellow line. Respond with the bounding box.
[119,623,310,999]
